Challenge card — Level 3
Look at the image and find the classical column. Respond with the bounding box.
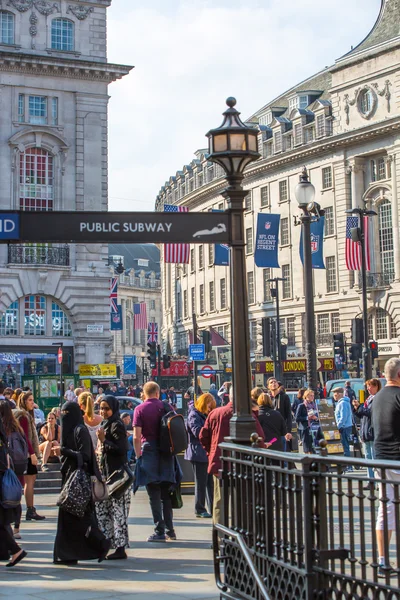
[388,154,400,281]
[348,157,365,209]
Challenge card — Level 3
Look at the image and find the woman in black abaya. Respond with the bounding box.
[53,401,110,564]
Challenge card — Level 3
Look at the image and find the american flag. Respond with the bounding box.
[164,204,190,263]
[345,216,371,271]
[148,322,158,343]
[133,302,147,330]
[109,277,118,313]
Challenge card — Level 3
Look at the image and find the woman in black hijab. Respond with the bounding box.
[53,401,110,565]
[0,415,27,567]
[96,395,130,560]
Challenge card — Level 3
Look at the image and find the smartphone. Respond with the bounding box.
[267,437,277,445]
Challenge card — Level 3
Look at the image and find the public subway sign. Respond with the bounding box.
[0,211,231,244]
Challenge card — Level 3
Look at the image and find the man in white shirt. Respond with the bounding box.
[64,383,76,403]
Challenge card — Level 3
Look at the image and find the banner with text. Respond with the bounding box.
[254,213,280,268]
[110,305,123,330]
[212,210,230,266]
[300,216,325,269]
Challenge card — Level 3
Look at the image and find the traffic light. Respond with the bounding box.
[333,333,345,364]
[369,340,379,360]
[349,343,362,362]
[163,355,171,369]
[351,318,364,344]
[261,317,271,357]
[200,330,212,353]
[147,342,157,369]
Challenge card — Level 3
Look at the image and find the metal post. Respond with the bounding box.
[360,216,372,381]
[192,313,198,401]
[157,344,161,386]
[223,180,254,443]
[59,347,64,410]
[275,281,282,381]
[301,211,318,392]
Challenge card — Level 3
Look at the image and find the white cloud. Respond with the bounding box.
[107,0,380,211]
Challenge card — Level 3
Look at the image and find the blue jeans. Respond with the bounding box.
[127,435,135,462]
[340,426,353,457]
[363,440,375,480]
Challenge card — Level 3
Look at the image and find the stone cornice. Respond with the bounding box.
[0,50,133,82]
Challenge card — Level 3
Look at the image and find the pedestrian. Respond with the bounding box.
[33,403,45,427]
[292,388,306,414]
[64,383,76,403]
[167,386,177,409]
[11,388,22,407]
[185,393,216,518]
[160,387,168,401]
[134,384,142,398]
[4,388,16,409]
[371,357,400,577]
[267,377,293,449]
[295,389,316,454]
[96,396,130,559]
[51,407,61,425]
[0,413,27,567]
[344,381,356,401]
[217,381,231,406]
[316,383,324,399]
[121,412,135,464]
[333,387,353,461]
[78,391,103,449]
[352,378,381,485]
[39,412,60,472]
[256,392,287,451]
[133,381,180,542]
[53,401,110,565]
[199,385,265,524]
[13,391,45,521]
[250,387,264,406]
[74,387,83,402]
[208,383,220,406]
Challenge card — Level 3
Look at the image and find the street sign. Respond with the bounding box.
[57,347,63,365]
[123,355,137,375]
[87,324,104,334]
[200,365,216,378]
[189,344,206,361]
[0,211,230,244]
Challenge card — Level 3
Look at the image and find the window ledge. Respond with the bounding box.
[13,121,64,132]
[325,290,339,296]
[321,187,334,192]
[0,43,22,50]
[282,297,293,302]
[278,199,289,205]
[324,234,336,240]
[46,48,81,57]
[279,243,292,250]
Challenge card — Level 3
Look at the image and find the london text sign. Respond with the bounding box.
[0,211,231,244]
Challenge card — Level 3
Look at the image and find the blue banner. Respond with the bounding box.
[300,216,325,269]
[110,305,123,330]
[213,209,230,266]
[0,213,19,240]
[254,213,280,268]
[123,355,136,375]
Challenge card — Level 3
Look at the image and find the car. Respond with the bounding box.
[325,378,386,400]
[114,396,141,428]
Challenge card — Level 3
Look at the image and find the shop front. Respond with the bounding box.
[0,346,74,388]
[254,357,336,389]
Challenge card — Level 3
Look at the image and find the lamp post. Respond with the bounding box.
[295,167,318,392]
[207,98,260,443]
[346,207,377,381]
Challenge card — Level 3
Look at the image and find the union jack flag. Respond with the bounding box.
[109,277,118,313]
[148,322,158,343]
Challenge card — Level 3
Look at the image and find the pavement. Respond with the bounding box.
[0,491,218,600]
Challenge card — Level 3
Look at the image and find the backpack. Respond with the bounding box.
[159,403,188,455]
[8,431,28,476]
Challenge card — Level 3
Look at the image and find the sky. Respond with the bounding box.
[106,0,381,212]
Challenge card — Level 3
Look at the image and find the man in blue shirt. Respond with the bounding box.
[334,387,353,460]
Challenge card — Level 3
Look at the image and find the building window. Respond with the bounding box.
[304,127,314,144]
[260,186,269,207]
[247,271,255,304]
[52,301,72,337]
[322,166,332,189]
[326,256,337,293]
[183,290,188,318]
[51,97,58,126]
[191,287,195,315]
[220,278,226,309]
[377,158,386,180]
[24,295,46,336]
[208,244,214,266]
[294,123,302,145]
[331,312,340,333]
[190,248,195,273]
[218,202,224,211]
[150,299,156,310]
[274,131,282,153]
[0,301,18,336]
[279,180,288,202]
[376,308,388,340]
[378,200,395,280]
[209,281,215,312]
[317,313,330,334]
[197,172,203,187]
[246,227,253,255]
[316,114,325,138]
[282,265,291,299]
[285,135,293,151]
[263,268,272,302]
[390,316,397,339]
[287,317,295,346]
[51,18,74,51]
[324,206,334,236]
[0,11,14,45]
[20,148,54,211]
[18,94,24,123]
[199,245,204,269]
[359,88,373,115]
[29,96,47,125]
[176,290,182,320]
[208,166,214,182]
[245,191,252,212]
[280,217,289,245]
[199,284,205,314]
[182,263,187,276]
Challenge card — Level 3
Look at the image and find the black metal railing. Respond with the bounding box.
[214,443,400,599]
[8,244,70,267]
[358,272,395,288]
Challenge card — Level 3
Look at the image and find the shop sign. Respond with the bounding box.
[255,361,274,374]
[283,359,306,373]
[317,358,335,372]
[378,345,398,354]
[86,324,104,334]
[78,364,117,377]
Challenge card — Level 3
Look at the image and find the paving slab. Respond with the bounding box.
[0,491,218,600]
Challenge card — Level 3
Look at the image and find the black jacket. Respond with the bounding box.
[353,397,374,442]
[257,406,287,451]
[272,392,293,432]
[100,420,128,479]
[60,424,97,486]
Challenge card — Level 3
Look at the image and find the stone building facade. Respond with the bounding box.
[156,0,400,378]
[0,0,131,382]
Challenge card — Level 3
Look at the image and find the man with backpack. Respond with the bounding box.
[133,381,182,542]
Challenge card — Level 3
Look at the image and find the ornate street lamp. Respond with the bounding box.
[295,167,318,392]
[207,98,260,443]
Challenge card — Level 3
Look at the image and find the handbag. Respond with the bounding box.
[57,468,91,518]
[0,466,23,509]
[91,475,109,502]
[106,463,134,500]
[170,484,183,510]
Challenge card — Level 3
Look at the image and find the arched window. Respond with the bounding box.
[0,301,18,336]
[378,200,395,281]
[375,308,388,340]
[52,301,72,337]
[24,295,46,336]
[20,148,54,211]
[51,18,74,51]
[0,11,15,45]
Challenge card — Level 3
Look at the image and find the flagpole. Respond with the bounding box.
[360,214,372,381]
